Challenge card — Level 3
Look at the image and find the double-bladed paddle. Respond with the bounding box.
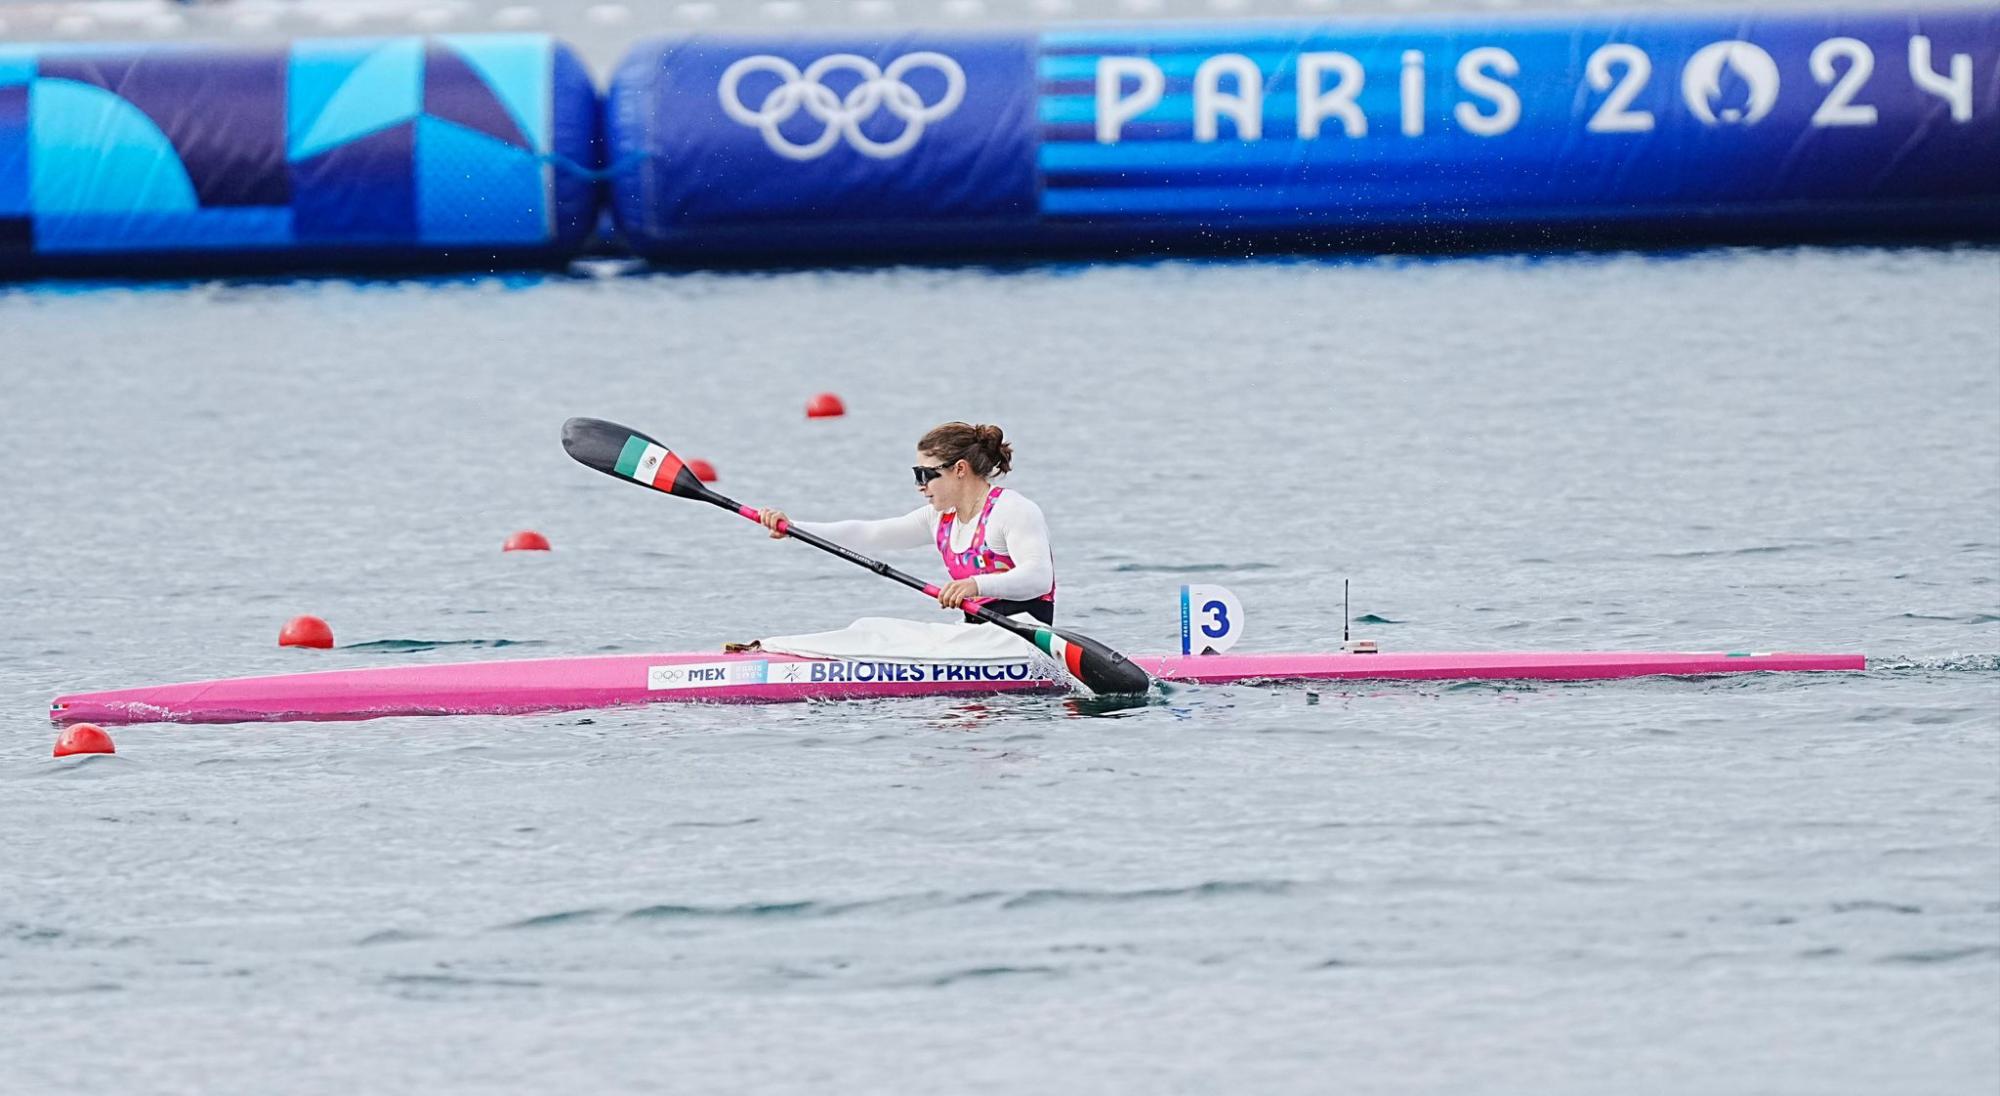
[562,417,1153,697]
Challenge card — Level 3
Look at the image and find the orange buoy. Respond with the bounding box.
[54,723,115,757]
[503,530,552,552]
[279,615,334,649]
[686,458,717,483]
[805,392,846,419]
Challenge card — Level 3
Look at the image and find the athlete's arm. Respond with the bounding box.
[790,506,936,552]
[969,495,1053,601]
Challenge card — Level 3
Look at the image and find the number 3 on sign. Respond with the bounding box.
[1180,584,1246,655]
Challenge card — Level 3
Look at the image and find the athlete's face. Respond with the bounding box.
[915,451,962,510]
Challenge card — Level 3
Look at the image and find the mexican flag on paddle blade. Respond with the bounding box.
[1035,628,1086,678]
[614,435,684,491]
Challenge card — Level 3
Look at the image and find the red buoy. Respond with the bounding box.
[686,458,717,483]
[54,724,115,758]
[805,392,846,419]
[503,530,552,552]
[279,615,334,649]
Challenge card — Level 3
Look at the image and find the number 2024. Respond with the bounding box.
[1585,36,1976,134]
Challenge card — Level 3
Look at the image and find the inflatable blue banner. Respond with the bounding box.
[5,11,1994,275]
[0,34,599,274]
[607,8,1999,260]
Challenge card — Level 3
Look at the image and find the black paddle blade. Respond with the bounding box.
[1025,623,1153,696]
[562,417,713,502]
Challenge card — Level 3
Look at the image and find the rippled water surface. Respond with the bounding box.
[3,247,1997,1094]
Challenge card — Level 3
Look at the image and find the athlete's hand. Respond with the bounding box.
[937,579,980,609]
[758,509,790,539]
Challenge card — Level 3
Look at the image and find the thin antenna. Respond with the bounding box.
[1343,578,1350,645]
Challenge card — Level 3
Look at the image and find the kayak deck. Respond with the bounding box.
[49,649,1867,727]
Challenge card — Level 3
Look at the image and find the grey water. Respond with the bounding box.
[2,247,1997,1094]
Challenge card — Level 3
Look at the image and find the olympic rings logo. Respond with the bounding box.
[717,52,967,161]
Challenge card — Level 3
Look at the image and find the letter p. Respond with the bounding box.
[1097,57,1166,144]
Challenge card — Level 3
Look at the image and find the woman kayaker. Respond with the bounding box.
[757,421,1055,624]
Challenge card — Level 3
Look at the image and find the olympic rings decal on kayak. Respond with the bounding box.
[717,52,967,161]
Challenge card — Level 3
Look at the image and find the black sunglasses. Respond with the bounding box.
[913,463,952,486]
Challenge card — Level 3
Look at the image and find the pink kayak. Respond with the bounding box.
[49,648,1866,727]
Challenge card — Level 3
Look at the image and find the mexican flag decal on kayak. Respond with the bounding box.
[1034,628,1086,679]
[614,435,684,492]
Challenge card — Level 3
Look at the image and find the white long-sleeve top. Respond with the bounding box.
[795,490,1054,602]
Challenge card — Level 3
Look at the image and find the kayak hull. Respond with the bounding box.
[49,649,1867,727]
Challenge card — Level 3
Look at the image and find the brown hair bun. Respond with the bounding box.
[919,422,1013,477]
